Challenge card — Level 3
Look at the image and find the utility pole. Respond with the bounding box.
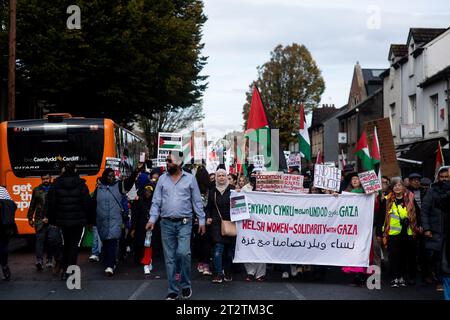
[446,77,450,165]
[8,0,16,120]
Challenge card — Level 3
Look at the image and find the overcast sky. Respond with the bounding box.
[199,0,450,140]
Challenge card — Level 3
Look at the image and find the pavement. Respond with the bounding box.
[0,237,444,300]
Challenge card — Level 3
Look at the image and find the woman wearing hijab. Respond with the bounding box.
[92,164,143,276]
[206,169,236,283]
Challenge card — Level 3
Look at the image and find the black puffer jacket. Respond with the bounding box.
[421,181,449,251]
[47,173,91,227]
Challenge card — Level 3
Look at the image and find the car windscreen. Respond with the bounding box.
[7,119,105,177]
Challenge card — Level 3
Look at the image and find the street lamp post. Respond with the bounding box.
[446,77,450,165]
[8,0,17,120]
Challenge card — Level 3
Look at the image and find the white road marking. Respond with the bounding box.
[285,283,306,300]
[128,281,150,300]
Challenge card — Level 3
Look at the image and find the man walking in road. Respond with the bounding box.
[146,152,205,300]
[28,173,52,271]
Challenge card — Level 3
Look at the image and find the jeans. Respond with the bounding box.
[444,277,450,300]
[160,218,192,295]
[213,243,234,276]
[91,226,102,257]
[35,224,48,263]
[102,239,118,269]
[47,225,62,262]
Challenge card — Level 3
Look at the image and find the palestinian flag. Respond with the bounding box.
[355,131,373,170]
[315,149,323,165]
[245,85,287,172]
[435,140,445,175]
[182,134,193,164]
[158,133,182,150]
[299,103,311,161]
[372,126,381,182]
[371,126,381,166]
[157,132,183,164]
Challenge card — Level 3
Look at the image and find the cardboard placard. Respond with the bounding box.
[230,191,250,222]
[358,170,382,193]
[282,175,305,193]
[287,153,301,168]
[256,172,284,192]
[313,164,341,192]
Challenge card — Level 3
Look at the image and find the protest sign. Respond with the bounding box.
[313,164,341,192]
[105,157,121,179]
[157,132,183,166]
[287,153,301,168]
[358,170,382,193]
[234,192,375,267]
[256,172,284,192]
[282,175,304,193]
[230,191,250,222]
[253,155,265,171]
[193,131,207,162]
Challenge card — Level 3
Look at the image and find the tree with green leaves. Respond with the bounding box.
[0,0,207,126]
[242,43,325,150]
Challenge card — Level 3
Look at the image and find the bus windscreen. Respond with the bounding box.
[7,119,105,177]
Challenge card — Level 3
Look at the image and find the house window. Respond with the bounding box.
[430,94,439,132]
[390,67,395,89]
[408,95,416,124]
[389,103,396,136]
[409,43,415,77]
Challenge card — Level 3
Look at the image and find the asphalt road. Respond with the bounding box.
[0,237,443,300]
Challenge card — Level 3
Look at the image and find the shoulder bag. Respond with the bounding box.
[214,192,236,237]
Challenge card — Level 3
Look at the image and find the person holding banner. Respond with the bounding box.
[206,169,236,283]
[342,173,369,286]
[377,177,419,288]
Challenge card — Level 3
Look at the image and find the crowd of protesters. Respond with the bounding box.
[1,155,449,301]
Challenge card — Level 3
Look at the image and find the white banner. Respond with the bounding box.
[234,191,375,267]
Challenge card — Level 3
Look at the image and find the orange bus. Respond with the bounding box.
[0,114,146,235]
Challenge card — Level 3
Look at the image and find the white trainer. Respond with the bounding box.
[105,267,114,276]
[144,265,151,275]
[290,265,298,277]
[89,255,100,262]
